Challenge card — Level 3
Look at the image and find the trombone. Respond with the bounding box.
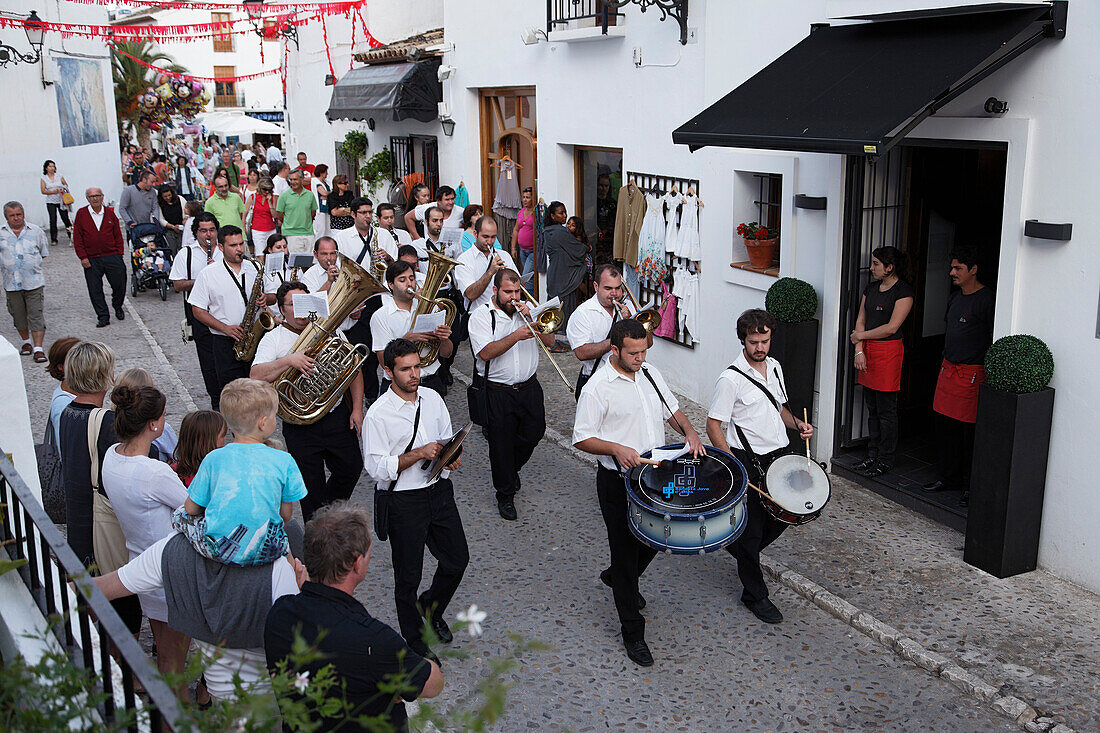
[514,284,572,391]
[617,283,662,333]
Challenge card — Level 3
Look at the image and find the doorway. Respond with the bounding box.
[574,146,623,273]
[478,87,537,255]
[832,141,1007,529]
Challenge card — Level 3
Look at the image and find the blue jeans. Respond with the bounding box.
[517,248,535,281]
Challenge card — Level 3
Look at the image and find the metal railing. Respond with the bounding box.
[547,0,623,34]
[214,91,246,108]
[0,453,182,731]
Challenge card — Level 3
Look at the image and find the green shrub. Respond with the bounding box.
[765,277,817,323]
[984,334,1054,394]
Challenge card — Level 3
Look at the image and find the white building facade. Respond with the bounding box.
[285,0,1100,594]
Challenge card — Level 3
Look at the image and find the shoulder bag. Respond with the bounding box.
[88,408,129,575]
[34,415,65,523]
[466,311,495,426]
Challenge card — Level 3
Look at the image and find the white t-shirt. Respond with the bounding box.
[707,353,789,455]
[414,202,463,230]
[187,258,261,332]
[101,446,189,621]
[273,175,290,197]
[41,174,64,204]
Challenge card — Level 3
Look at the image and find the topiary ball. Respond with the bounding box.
[765,277,818,323]
[984,334,1054,394]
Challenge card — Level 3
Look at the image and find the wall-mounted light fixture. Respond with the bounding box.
[440,117,456,137]
[324,74,336,86]
[793,194,827,210]
[984,97,1009,114]
[241,0,299,50]
[437,64,455,82]
[0,11,45,68]
[1024,219,1072,241]
[367,117,376,131]
[520,27,548,45]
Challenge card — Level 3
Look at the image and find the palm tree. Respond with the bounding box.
[111,41,187,150]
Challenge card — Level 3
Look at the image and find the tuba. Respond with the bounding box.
[407,250,462,367]
[274,255,387,424]
[233,255,277,362]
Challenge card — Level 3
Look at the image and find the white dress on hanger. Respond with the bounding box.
[675,193,701,261]
[637,192,667,282]
[662,192,680,253]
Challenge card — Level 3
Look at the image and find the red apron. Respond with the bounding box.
[932,359,986,423]
[858,339,904,392]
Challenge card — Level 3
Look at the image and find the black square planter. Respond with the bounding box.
[769,318,819,424]
[964,384,1055,578]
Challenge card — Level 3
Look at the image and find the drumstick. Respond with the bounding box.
[802,408,813,475]
[747,482,771,500]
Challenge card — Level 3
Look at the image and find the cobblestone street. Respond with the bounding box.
[11,246,1100,731]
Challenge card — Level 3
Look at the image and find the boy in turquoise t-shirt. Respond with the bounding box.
[173,378,307,566]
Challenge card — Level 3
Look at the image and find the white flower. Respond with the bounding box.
[456,604,487,637]
[293,671,310,693]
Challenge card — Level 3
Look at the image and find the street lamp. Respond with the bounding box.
[0,11,45,68]
[440,117,455,137]
[241,0,299,50]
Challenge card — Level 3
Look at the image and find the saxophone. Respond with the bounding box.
[408,249,462,367]
[233,255,276,362]
[275,254,387,424]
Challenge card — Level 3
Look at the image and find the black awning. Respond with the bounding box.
[326,59,442,124]
[672,3,1064,156]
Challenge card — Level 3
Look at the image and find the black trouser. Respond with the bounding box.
[380,371,446,398]
[210,334,252,406]
[46,203,71,243]
[186,304,222,410]
[863,388,899,463]
[283,399,364,522]
[387,479,469,652]
[346,302,382,401]
[436,291,466,379]
[83,254,127,323]
[485,377,545,501]
[724,446,789,604]
[596,465,657,642]
[936,413,975,489]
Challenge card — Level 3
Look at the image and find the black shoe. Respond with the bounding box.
[497,499,517,521]
[863,460,892,478]
[115,308,125,321]
[600,568,646,609]
[959,491,970,508]
[743,597,783,624]
[415,645,441,667]
[922,480,952,493]
[513,473,521,493]
[852,457,877,472]
[430,614,453,644]
[96,319,109,328]
[623,638,653,667]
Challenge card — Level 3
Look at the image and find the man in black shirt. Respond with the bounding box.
[265,502,443,732]
[923,247,995,505]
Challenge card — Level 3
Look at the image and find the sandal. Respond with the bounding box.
[549,343,571,353]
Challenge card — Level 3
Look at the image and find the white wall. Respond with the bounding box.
[0,2,122,226]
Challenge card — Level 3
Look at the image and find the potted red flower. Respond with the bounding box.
[736,221,778,269]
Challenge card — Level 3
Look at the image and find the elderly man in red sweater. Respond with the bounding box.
[73,187,128,328]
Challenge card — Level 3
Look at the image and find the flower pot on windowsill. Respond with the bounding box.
[745,237,778,269]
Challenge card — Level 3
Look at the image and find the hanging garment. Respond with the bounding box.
[673,267,700,343]
[675,193,701,261]
[654,279,678,339]
[455,182,470,209]
[493,160,523,219]
[612,182,646,266]
[636,193,667,283]
[662,192,681,253]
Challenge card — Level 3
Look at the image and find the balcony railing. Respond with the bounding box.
[0,453,182,730]
[214,91,246,108]
[547,0,623,34]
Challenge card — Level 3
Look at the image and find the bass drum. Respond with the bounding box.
[760,454,832,526]
[624,444,748,555]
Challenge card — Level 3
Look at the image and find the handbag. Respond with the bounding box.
[374,400,421,541]
[61,191,75,206]
[34,415,65,523]
[466,311,494,426]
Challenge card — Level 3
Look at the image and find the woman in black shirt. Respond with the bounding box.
[850,246,914,476]
[327,174,355,231]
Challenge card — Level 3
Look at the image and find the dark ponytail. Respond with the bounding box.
[111,385,166,441]
[872,246,908,282]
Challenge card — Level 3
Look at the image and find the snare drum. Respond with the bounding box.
[760,454,832,526]
[624,445,748,555]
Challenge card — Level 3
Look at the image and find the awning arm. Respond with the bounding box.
[875,0,1067,156]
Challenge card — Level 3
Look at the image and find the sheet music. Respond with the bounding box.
[292,292,330,320]
[531,297,561,318]
[411,310,446,334]
[651,445,691,463]
[438,227,463,246]
[264,252,285,274]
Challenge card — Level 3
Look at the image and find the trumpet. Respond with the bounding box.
[616,283,662,333]
[514,285,572,391]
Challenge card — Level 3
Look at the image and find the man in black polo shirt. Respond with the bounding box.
[265,502,443,731]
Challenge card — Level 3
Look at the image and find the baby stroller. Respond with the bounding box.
[129,223,174,301]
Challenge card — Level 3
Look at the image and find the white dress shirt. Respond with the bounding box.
[363,387,452,491]
[168,241,222,283]
[187,258,260,332]
[467,301,539,384]
[708,353,789,455]
[573,362,680,471]
[334,225,395,267]
[89,206,105,231]
[370,297,441,377]
[565,295,637,376]
[298,263,357,331]
[453,246,518,312]
[374,227,409,261]
[253,324,348,408]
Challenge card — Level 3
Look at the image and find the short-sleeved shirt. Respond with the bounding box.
[168,241,222,284]
[468,301,539,384]
[565,295,636,376]
[187,259,261,332]
[186,443,307,566]
[0,222,49,291]
[453,246,518,312]
[944,286,995,364]
[707,353,789,455]
[370,297,441,377]
[414,202,463,230]
[265,582,432,733]
[275,189,318,236]
[204,193,246,232]
[573,362,679,471]
[861,279,914,340]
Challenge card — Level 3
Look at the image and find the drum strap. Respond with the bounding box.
[725,364,786,411]
[640,365,691,439]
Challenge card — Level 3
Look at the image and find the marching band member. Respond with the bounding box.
[375,202,413,259]
[453,215,517,314]
[261,234,290,318]
[371,261,452,397]
[467,268,553,521]
[250,280,364,521]
[397,245,427,286]
[187,225,269,406]
[363,338,468,663]
[565,263,638,400]
[169,212,222,408]
[573,318,703,666]
[705,309,813,625]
